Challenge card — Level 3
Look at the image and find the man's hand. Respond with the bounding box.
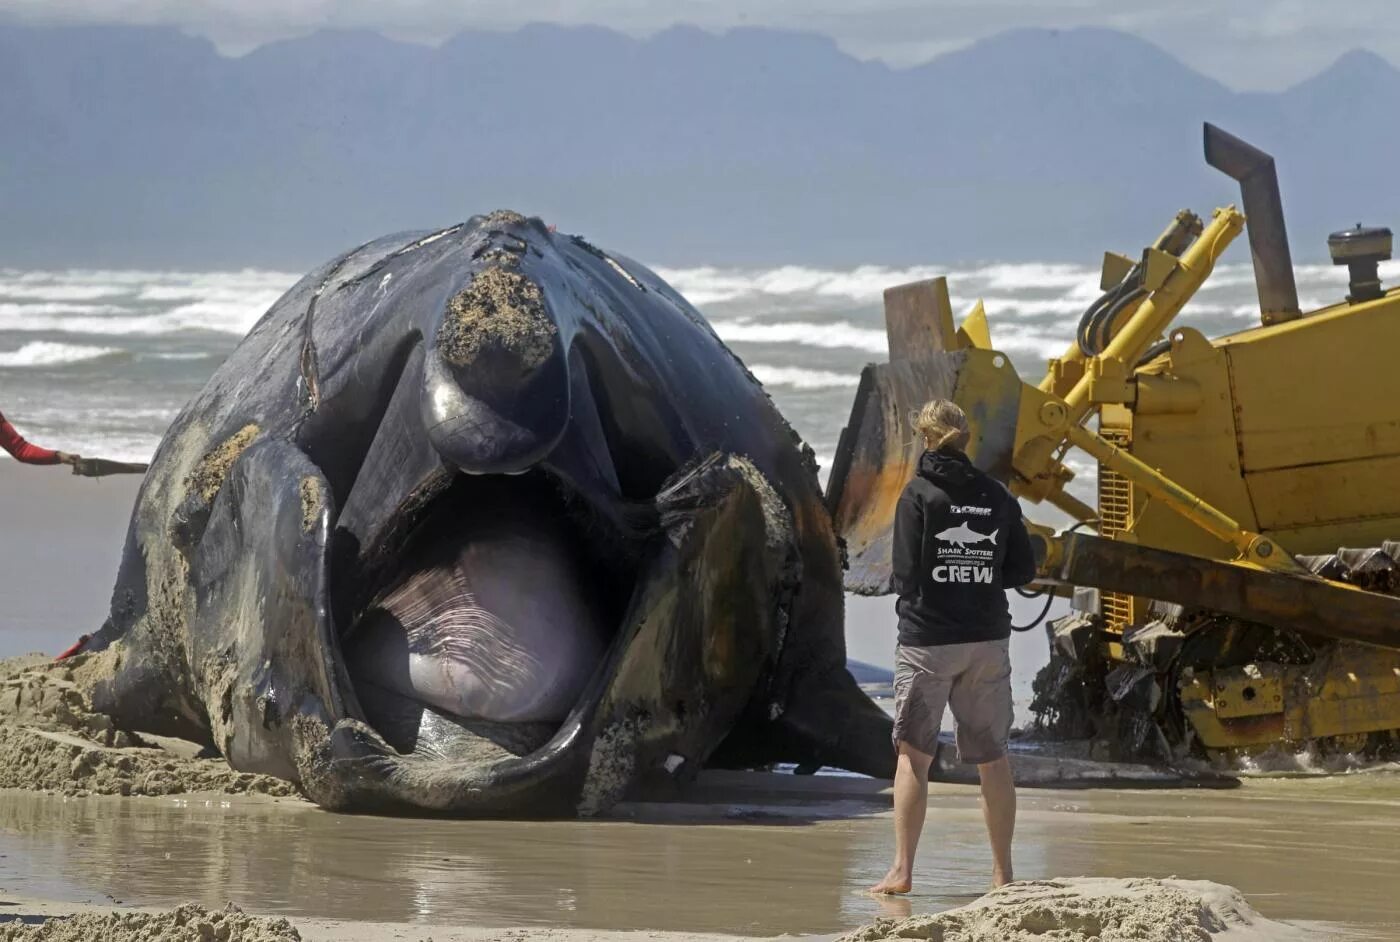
[54,451,82,470]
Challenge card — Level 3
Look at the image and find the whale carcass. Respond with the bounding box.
[84,211,894,815]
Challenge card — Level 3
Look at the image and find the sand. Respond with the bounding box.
[0,903,300,942]
[0,654,299,801]
[0,880,1315,942]
[840,878,1312,942]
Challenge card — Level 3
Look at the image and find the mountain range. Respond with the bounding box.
[3,22,1399,269]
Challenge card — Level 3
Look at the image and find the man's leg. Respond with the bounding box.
[976,755,1015,887]
[870,741,933,895]
[950,638,1016,888]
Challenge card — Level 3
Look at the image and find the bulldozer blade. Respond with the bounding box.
[826,349,1022,594]
[1050,533,1400,649]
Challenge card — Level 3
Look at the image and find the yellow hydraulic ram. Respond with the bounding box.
[997,204,1301,571]
[830,206,1321,594]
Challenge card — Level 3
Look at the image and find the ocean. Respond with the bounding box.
[5,256,1387,472]
[1,254,1391,688]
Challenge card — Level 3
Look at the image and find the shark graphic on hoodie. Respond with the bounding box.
[934,522,998,549]
[891,447,1036,645]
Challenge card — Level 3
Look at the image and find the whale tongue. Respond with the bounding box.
[345,476,609,725]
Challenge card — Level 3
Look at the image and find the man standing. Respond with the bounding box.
[871,399,1036,895]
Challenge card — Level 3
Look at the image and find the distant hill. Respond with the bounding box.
[2,22,1398,269]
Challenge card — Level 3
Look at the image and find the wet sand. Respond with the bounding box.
[0,461,141,657]
[0,770,1396,938]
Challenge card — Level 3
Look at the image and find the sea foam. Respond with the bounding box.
[0,341,121,367]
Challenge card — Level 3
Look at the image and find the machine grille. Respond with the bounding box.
[1098,426,1138,633]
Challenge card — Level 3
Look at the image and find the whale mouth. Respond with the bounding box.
[337,469,644,771]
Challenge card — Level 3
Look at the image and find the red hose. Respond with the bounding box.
[55,635,91,661]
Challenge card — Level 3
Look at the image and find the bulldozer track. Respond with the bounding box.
[1036,541,1400,762]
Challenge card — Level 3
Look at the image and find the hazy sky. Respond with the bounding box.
[2,0,1395,91]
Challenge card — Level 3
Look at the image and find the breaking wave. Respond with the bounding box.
[710,319,889,353]
[5,256,1395,476]
[0,269,297,337]
[748,365,860,389]
[0,341,121,367]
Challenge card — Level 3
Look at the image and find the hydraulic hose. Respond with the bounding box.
[1011,586,1056,632]
[1010,520,1096,632]
[1076,267,1146,357]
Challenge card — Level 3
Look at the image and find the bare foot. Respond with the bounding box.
[870,869,912,895]
[992,867,1013,888]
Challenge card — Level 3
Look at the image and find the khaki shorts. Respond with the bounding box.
[892,638,1013,765]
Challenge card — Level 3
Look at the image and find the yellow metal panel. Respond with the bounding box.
[1222,294,1400,475]
[1247,453,1400,531]
[957,300,991,350]
[1100,252,1135,291]
[1122,329,1256,566]
[1263,518,1400,557]
[1068,422,1295,569]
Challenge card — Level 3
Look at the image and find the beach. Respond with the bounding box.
[3,261,1400,939]
[0,771,1396,939]
[8,6,1400,936]
[0,464,1398,938]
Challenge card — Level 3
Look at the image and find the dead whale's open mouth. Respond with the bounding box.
[337,471,643,770]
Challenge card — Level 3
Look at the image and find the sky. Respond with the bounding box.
[2,0,1398,92]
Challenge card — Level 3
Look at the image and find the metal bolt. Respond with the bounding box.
[1039,401,1068,427]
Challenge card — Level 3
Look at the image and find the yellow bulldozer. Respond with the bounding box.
[828,123,1400,762]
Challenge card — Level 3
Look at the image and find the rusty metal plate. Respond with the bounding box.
[825,351,1021,594]
[1050,532,1400,649]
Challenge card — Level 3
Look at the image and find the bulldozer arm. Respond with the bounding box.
[824,193,1400,660]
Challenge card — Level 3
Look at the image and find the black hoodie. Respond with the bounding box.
[891,447,1037,646]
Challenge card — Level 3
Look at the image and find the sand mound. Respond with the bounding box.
[0,903,299,941]
[843,877,1308,942]
[0,655,298,800]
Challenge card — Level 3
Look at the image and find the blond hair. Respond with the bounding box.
[914,399,971,453]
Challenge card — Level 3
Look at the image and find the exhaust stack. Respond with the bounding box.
[1203,123,1301,325]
